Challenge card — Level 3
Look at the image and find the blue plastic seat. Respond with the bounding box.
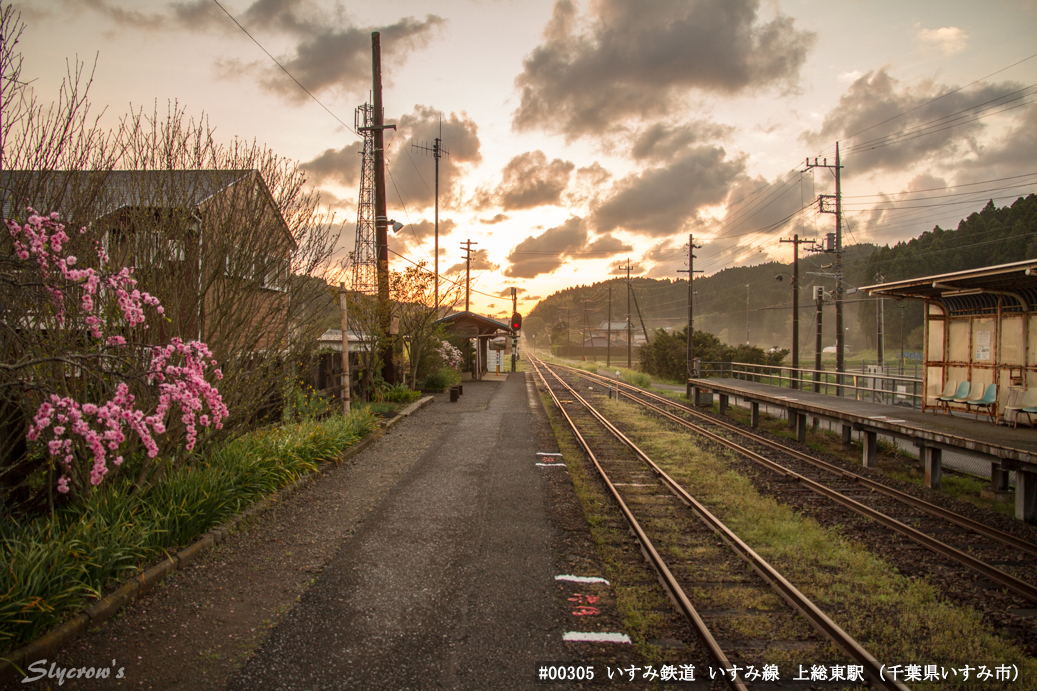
[941,381,971,414]
[965,383,997,422]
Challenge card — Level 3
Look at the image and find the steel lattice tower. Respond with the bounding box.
[350,103,378,295]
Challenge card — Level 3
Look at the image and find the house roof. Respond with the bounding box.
[2,169,254,220]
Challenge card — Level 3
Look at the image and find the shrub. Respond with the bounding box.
[422,367,461,390]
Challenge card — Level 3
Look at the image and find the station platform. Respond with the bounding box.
[688,377,1037,522]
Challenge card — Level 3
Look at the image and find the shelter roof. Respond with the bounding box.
[861,259,1037,317]
[433,311,513,336]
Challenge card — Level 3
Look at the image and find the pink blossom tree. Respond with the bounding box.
[2,210,227,505]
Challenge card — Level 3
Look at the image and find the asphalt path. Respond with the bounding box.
[228,373,564,690]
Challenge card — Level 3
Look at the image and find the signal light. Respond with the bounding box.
[511,312,522,330]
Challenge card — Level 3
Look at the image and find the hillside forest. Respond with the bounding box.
[524,194,1037,361]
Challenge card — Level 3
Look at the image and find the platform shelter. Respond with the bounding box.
[433,311,514,381]
[862,259,1037,422]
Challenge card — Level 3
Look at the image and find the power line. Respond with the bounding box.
[211,0,358,137]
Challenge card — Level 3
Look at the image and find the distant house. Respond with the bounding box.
[2,169,294,352]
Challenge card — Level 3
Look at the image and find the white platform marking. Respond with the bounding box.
[563,632,631,644]
[555,575,610,584]
[537,452,563,457]
[537,463,566,467]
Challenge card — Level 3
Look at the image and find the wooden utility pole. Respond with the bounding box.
[677,234,701,398]
[460,239,477,311]
[582,303,588,361]
[606,285,612,367]
[780,234,813,389]
[371,32,396,384]
[339,283,351,414]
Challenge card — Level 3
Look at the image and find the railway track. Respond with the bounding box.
[535,358,1037,609]
[529,356,910,691]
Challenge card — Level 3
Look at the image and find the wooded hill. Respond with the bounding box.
[526,194,1037,355]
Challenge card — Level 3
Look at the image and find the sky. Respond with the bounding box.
[9,0,1037,320]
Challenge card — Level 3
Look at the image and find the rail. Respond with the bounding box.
[697,361,924,409]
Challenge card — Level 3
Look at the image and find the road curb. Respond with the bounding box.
[382,395,434,432]
[0,420,396,685]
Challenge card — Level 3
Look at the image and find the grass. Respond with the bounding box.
[728,403,1018,518]
[600,397,1037,686]
[0,409,377,653]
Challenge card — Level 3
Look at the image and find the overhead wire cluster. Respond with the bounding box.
[215,0,1037,299]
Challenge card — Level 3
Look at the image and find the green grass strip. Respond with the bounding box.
[602,398,1037,689]
[0,409,376,652]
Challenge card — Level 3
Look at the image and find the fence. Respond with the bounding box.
[698,361,925,409]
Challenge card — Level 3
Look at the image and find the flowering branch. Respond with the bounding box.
[5,210,227,495]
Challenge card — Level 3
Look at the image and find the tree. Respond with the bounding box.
[639,327,788,381]
[345,261,463,397]
[2,211,226,511]
[1,7,340,512]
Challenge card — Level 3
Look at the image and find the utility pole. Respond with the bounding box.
[606,285,612,368]
[814,286,824,393]
[746,284,751,345]
[460,239,477,311]
[677,234,702,399]
[511,287,517,373]
[780,234,813,389]
[412,129,448,313]
[875,273,885,369]
[370,32,397,385]
[621,259,633,368]
[339,283,351,414]
[806,143,845,391]
[582,303,588,361]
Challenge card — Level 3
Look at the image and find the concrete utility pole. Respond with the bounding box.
[814,286,824,393]
[621,259,633,368]
[806,143,845,388]
[582,303,588,361]
[412,129,448,314]
[677,234,702,399]
[875,273,885,368]
[780,234,813,389]
[371,32,397,385]
[746,284,751,345]
[339,282,351,415]
[460,239,477,311]
[511,286,517,373]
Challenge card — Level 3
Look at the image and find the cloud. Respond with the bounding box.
[591,145,747,237]
[608,259,644,276]
[630,121,734,162]
[386,218,457,256]
[917,26,968,55]
[512,0,815,139]
[73,1,444,103]
[480,213,509,225]
[800,69,1024,175]
[301,143,363,187]
[445,248,498,275]
[497,287,527,297]
[503,217,632,278]
[387,105,482,210]
[475,150,575,210]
